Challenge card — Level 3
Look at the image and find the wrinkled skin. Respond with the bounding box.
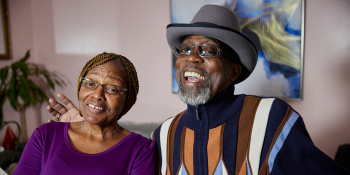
[47,35,241,121]
[175,35,241,102]
[47,60,128,124]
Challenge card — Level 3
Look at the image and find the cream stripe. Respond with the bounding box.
[160,117,176,175]
[248,98,275,175]
[221,158,228,175]
[178,164,183,175]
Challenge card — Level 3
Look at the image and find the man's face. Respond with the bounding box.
[175,35,241,106]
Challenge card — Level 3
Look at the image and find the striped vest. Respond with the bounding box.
[152,96,300,175]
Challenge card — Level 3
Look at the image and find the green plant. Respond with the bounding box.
[0,50,66,142]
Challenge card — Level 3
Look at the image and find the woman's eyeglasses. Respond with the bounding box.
[80,78,127,95]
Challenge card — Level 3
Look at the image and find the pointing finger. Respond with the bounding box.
[57,93,77,110]
[48,98,68,114]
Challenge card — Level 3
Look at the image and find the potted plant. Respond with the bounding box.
[0,50,66,142]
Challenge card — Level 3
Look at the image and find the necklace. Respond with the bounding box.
[81,120,119,136]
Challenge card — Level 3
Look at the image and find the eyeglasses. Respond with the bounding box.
[174,44,230,59]
[80,78,128,95]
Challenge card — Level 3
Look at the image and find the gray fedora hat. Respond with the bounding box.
[167,4,258,84]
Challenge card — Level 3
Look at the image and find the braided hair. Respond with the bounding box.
[77,52,139,120]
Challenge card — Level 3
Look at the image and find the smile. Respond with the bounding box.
[88,104,103,110]
[184,71,205,82]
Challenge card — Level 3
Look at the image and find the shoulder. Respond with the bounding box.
[243,95,290,106]
[243,95,294,114]
[34,122,68,138]
[128,132,156,149]
[123,133,156,158]
[151,115,179,141]
[241,95,299,128]
[36,121,67,131]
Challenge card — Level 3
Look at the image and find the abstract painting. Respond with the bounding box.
[171,0,305,100]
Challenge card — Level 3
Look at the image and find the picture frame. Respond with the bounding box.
[0,0,10,60]
[171,0,305,100]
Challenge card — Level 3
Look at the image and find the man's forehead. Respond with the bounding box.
[181,35,220,45]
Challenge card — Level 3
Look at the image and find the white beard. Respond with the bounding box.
[178,78,211,106]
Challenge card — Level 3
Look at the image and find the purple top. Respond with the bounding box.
[14,122,156,175]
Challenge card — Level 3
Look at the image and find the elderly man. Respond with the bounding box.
[48,5,349,175]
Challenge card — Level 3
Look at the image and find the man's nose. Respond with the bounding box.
[92,86,107,101]
[185,47,204,64]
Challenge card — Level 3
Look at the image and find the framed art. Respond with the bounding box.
[0,0,10,60]
[171,0,305,100]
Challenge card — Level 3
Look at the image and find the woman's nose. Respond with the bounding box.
[92,86,107,101]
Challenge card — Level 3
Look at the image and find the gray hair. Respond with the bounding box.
[178,78,211,106]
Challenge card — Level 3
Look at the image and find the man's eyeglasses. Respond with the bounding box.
[174,44,230,59]
[80,78,128,95]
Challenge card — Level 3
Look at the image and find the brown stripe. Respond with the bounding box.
[182,127,194,175]
[235,96,262,175]
[208,125,223,175]
[258,106,293,175]
[237,159,247,175]
[176,127,187,175]
[166,110,186,175]
[152,129,162,175]
[220,123,229,173]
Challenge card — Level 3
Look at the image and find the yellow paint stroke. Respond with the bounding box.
[229,0,301,69]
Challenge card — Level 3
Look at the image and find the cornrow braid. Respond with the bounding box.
[77,52,139,120]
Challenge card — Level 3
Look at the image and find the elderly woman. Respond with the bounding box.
[14,53,156,174]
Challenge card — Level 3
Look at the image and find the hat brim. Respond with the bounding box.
[167,22,258,84]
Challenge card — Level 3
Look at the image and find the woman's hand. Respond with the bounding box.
[46,93,82,122]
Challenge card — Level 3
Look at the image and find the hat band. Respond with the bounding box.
[167,22,257,53]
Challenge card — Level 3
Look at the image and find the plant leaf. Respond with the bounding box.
[11,62,20,73]
[29,81,48,104]
[43,73,55,90]
[8,72,18,110]
[0,66,9,84]
[36,88,48,102]
[29,91,38,105]
[19,62,30,76]
[19,50,30,63]
[18,75,31,106]
[0,89,7,124]
[30,84,42,103]
[18,86,30,106]
[35,65,39,75]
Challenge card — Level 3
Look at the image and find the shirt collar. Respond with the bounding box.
[182,83,245,129]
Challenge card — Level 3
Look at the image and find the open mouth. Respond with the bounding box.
[184,71,205,83]
[88,104,103,110]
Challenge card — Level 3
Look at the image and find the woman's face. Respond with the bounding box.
[79,59,128,126]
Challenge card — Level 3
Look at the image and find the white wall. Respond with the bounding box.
[0,0,349,158]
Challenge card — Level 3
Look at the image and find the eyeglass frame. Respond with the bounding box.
[174,44,234,62]
[80,78,128,95]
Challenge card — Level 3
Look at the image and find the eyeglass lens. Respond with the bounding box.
[81,78,123,95]
[176,44,218,57]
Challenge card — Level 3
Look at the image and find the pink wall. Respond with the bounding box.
[288,0,350,158]
[0,0,349,158]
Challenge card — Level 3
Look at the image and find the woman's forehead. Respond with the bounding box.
[87,60,127,81]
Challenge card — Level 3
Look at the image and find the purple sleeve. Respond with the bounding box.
[131,139,156,175]
[14,127,45,175]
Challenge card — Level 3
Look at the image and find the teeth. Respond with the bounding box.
[184,72,204,80]
[88,104,102,110]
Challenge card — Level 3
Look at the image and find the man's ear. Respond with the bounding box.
[230,63,241,83]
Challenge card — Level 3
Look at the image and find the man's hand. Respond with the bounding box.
[46,93,82,122]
